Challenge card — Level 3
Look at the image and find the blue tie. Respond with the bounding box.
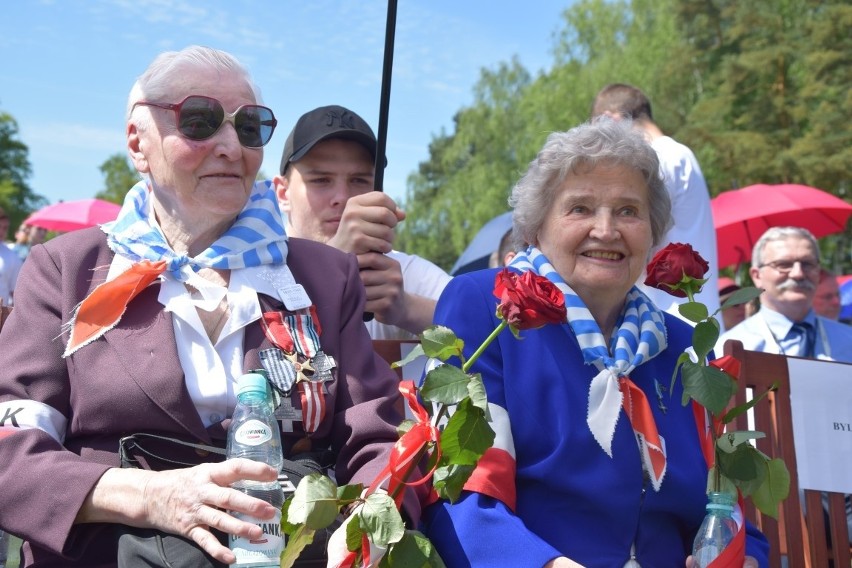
[791,322,815,357]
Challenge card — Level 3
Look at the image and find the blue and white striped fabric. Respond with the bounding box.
[508,246,668,473]
[102,179,288,280]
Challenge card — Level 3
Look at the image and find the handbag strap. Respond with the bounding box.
[118,432,327,481]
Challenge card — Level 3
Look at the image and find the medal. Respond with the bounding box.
[260,306,332,436]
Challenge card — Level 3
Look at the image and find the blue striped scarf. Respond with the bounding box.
[508,246,668,485]
[102,179,288,277]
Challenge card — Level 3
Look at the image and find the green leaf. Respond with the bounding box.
[432,463,475,503]
[717,430,765,453]
[359,492,406,548]
[397,419,416,437]
[692,319,720,362]
[279,523,317,568]
[345,514,364,554]
[439,398,495,466]
[706,467,738,495]
[421,326,464,360]
[717,444,765,487]
[670,351,692,392]
[749,458,790,519]
[678,300,709,323]
[720,287,762,310]
[681,363,736,414]
[393,344,425,369]
[466,373,489,412]
[286,473,340,530]
[336,483,364,505]
[384,530,448,568]
[420,365,471,405]
[720,383,777,424]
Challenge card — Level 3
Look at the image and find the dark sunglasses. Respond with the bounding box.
[133,95,277,148]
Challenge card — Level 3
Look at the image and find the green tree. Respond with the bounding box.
[95,153,141,204]
[0,112,45,237]
[399,0,851,275]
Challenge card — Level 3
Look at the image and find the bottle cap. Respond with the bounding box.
[237,372,268,396]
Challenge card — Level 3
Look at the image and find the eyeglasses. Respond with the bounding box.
[132,95,277,148]
[759,259,820,274]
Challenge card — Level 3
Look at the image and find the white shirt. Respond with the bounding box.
[365,250,452,340]
[639,136,722,328]
[106,255,302,428]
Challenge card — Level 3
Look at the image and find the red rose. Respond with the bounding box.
[644,243,710,298]
[493,269,567,330]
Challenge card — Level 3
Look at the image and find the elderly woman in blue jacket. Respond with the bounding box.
[422,120,768,567]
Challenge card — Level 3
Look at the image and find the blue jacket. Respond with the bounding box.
[423,269,769,568]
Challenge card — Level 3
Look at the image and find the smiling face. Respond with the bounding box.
[535,162,653,323]
[275,138,375,243]
[750,236,820,321]
[128,67,263,229]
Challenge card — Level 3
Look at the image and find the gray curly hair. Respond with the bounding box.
[508,119,671,251]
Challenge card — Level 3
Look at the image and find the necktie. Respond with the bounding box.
[791,322,815,358]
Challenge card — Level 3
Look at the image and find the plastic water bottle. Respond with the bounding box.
[227,372,285,567]
[691,491,738,568]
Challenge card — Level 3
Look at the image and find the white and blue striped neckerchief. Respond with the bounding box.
[103,179,289,283]
[508,246,669,485]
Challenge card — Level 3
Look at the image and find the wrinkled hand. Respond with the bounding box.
[327,192,405,256]
[125,459,279,564]
[685,555,759,568]
[326,503,387,568]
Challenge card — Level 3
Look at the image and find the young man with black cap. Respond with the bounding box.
[273,105,451,340]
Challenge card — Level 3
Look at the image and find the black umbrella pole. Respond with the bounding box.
[364,0,398,323]
[373,0,397,193]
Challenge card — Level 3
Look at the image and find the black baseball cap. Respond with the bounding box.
[279,105,385,174]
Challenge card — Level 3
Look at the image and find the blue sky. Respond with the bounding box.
[1,0,567,207]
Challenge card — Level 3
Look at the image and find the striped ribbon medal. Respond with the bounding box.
[259,306,334,435]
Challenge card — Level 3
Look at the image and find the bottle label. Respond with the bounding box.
[230,509,284,565]
[234,419,274,446]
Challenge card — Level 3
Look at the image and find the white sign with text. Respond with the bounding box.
[788,357,852,494]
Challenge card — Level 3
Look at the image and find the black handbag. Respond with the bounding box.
[116,433,335,568]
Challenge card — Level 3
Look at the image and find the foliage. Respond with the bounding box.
[645,244,790,517]
[95,153,141,205]
[280,270,565,567]
[0,112,46,237]
[399,0,851,275]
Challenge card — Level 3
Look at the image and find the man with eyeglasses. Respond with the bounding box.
[717,226,852,361]
[718,226,852,547]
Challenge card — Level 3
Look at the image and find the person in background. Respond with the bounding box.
[0,207,22,306]
[274,105,451,340]
[8,222,31,262]
[591,83,721,322]
[0,46,417,567]
[718,276,746,331]
[422,119,768,567]
[27,225,47,247]
[488,228,517,268]
[813,267,842,321]
[717,226,852,361]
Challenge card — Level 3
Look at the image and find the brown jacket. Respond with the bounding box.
[0,228,415,567]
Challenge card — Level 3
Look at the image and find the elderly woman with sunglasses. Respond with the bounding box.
[421,120,769,567]
[0,46,417,567]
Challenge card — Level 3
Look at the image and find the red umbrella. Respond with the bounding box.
[711,183,852,268]
[25,198,121,232]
